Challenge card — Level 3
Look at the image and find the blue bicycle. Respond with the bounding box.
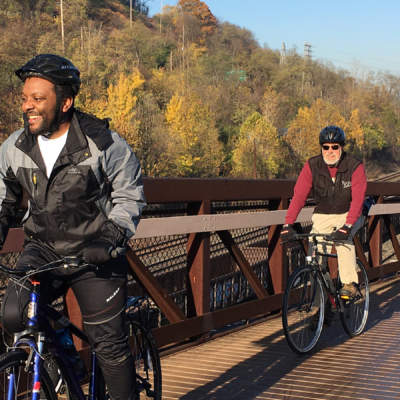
[0,256,162,399]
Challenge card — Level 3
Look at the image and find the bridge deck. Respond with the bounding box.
[161,274,400,399]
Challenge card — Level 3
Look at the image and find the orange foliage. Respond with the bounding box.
[178,0,217,40]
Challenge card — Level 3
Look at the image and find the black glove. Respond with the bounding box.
[83,221,127,265]
[329,224,351,241]
[82,239,113,265]
[101,220,127,249]
[281,224,296,242]
[0,223,9,250]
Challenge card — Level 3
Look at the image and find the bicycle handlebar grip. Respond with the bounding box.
[110,247,126,258]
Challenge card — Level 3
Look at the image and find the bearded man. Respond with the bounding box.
[281,126,367,298]
[0,54,145,400]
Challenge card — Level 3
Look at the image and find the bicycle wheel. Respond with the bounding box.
[339,259,369,337]
[0,348,58,400]
[282,266,325,354]
[127,318,162,400]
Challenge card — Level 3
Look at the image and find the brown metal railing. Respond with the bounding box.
[2,178,400,350]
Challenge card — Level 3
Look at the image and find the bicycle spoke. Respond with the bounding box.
[339,260,369,337]
[282,267,325,354]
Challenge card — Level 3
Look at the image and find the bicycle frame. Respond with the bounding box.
[2,257,162,400]
[6,278,103,400]
[304,234,347,312]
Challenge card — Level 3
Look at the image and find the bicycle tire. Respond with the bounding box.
[339,259,369,337]
[127,318,162,400]
[282,266,325,354]
[0,348,58,400]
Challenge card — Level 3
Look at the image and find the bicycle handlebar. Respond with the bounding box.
[0,256,93,280]
[0,245,128,280]
[282,232,353,245]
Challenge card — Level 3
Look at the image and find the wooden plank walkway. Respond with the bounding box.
[161,274,400,399]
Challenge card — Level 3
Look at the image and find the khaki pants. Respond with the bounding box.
[311,213,363,284]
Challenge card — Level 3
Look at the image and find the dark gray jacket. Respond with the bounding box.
[0,109,146,255]
[308,152,360,215]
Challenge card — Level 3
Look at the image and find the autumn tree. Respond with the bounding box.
[285,98,346,163]
[178,0,217,43]
[260,86,289,131]
[80,69,145,149]
[130,92,168,176]
[165,92,223,176]
[231,112,288,178]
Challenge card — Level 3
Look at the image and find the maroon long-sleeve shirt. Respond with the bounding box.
[285,161,367,226]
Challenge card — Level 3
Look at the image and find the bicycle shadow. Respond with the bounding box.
[178,275,400,400]
[361,275,400,330]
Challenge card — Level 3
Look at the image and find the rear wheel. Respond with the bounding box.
[0,348,57,400]
[339,259,369,337]
[127,318,162,400]
[282,266,325,354]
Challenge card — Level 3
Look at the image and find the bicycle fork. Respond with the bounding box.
[7,281,45,400]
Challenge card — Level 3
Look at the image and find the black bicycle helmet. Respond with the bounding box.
[319,125,345,145]
[15,54,81,96]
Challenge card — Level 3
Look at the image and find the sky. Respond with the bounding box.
[147,0,400,77]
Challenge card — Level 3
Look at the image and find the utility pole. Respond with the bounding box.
[302,42,312,93]
[304,42,312,62]
[60,0,65,53]
[130,0,133,28]
[280,42,286,65]
[160,0,163,33]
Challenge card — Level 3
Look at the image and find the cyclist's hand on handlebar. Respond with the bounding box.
[281,224,297,242]
[329,224,351,241]
[82,239,113,265]
[83,220,128,265]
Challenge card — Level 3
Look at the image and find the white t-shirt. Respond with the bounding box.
[38,131,68,178]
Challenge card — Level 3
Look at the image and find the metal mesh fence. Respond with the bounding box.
[126,201,273,325]
[1,202,400,331]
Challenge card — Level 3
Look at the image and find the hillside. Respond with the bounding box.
[0,0,399,178]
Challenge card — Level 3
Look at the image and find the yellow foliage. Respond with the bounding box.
[231,112,287,178]
[188,42,207,62]
[99,69,145,150]
[345,109,364,148]
[261,86,281,126]
[286,99,346,163]
[165,92,223,176]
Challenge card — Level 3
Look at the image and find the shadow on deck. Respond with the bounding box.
[161,274,400,399]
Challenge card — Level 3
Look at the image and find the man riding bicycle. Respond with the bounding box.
[0,54,146,400]
[281,126,367,298]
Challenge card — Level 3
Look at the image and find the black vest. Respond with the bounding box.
[309,153,361,214]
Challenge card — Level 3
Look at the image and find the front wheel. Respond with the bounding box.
[86,318,163,400]
[339,259,369,337]
[0,348,58,400]
[127,318,162,400]
[282,266,325,354]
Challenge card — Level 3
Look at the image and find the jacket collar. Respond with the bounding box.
[16,110,92,171]
[57,112,91,166]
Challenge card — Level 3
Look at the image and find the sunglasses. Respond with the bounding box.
[322,144,340,150]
